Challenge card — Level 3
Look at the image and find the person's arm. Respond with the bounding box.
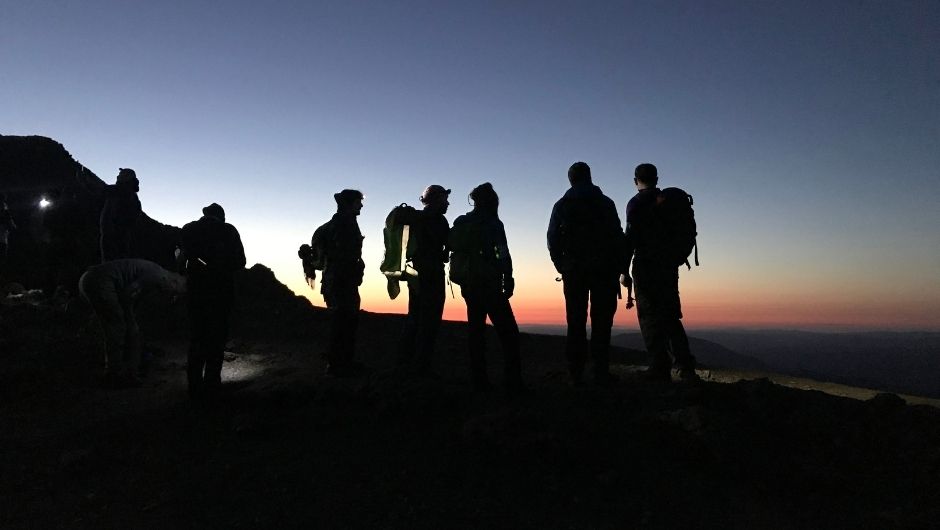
[496,221,514,298]
[546,200,563,270]
[228,226,247,271]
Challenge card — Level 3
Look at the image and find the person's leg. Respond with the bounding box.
[203,292,232,389]
[414,273,445,375]
[634,264,674,379]
[395,280,420,370]
[464,291,490,389]
[187,292,210,397]
[563,273,589,383]
[83,276,126,378]
[339,284,362,368]
[487,292,523,390]
[588,275,619,381]
[121,297,142,378]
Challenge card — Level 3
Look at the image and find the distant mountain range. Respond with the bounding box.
[610,332,767,371]
[522,325,940,398]
[695,330,940,399]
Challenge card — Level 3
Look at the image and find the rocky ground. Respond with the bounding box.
[2,270,940,529]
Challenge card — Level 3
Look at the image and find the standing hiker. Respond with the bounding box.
[449,183,525,394]
[317,189,368,377]
[179,203,246,399]
[396,185,451,377]
[623,163,699,382]
[547,162,625,386]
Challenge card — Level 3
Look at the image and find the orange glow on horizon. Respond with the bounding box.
[282,272,940,331]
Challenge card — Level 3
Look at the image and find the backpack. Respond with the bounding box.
[379,204,418,299]
[654,187,699,269]
[448,217,499,287]
[555,194,620,272]
[298,220,334,288]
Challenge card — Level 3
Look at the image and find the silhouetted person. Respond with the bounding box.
[179,203,246,399]
[547,162,624,385]
[319,189,367,377]
[623,163,698,382]
[79,259,186,388]
[449,183,524,394]
[100,168,141,262]
[0,193,15,279]
[396,185,450,377]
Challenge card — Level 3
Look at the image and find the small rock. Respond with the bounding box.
[867,392,906,409]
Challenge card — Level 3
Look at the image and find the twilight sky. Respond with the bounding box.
[3,1,938,330]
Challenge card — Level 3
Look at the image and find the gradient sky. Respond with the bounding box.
[3,1,938,330]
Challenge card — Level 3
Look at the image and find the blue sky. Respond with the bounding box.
[3,1,938,329]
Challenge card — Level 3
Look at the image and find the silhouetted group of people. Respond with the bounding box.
[71,161,696,398]
[73,168,245,396]
[306,161,698,396]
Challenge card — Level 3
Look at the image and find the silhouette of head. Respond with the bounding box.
[634,163,658,187]
[568,162,592,185]
[202,203,225,222]
[470,182,499,215]
[421,185,450,214]
[117,168,139,192]
[334,189,364,215]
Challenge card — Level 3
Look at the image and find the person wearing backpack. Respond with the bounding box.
[319,189,368,377]
[547,162,625,386]
[396,184,451,377]
[179,203,246,399]
[622,163,698,382]
[449,183,525,394]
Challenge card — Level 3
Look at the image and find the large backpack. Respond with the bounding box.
[298,219,334,288]
[379,204,418,299]
[655,187,699,269]
[448,217,499,287]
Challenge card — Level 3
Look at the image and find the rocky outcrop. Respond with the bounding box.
[0,135,180,290]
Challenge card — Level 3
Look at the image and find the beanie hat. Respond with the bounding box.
[202,202,225,221]
[116,168,137,184]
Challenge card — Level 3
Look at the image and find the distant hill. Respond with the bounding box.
[696,330,940,399]
[611,332,767,371]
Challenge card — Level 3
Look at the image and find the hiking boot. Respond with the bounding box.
[568,372,585,387]
[506,383,529,398]
[473,380,494,393]
[641,368,672,383]
[677,368,701,383]
[101,372,142,389]
[593,371,620,387]
[325,363,355,378]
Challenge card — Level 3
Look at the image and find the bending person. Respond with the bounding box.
[79,259,185,388]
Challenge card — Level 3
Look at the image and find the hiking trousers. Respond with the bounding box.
[562,271,619,379]
[324,280,361,369]
[397,268,445,375]
[632,262,695,372]
[187,283,233,396]
[79,269,141,377]
[462,287,523,389]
